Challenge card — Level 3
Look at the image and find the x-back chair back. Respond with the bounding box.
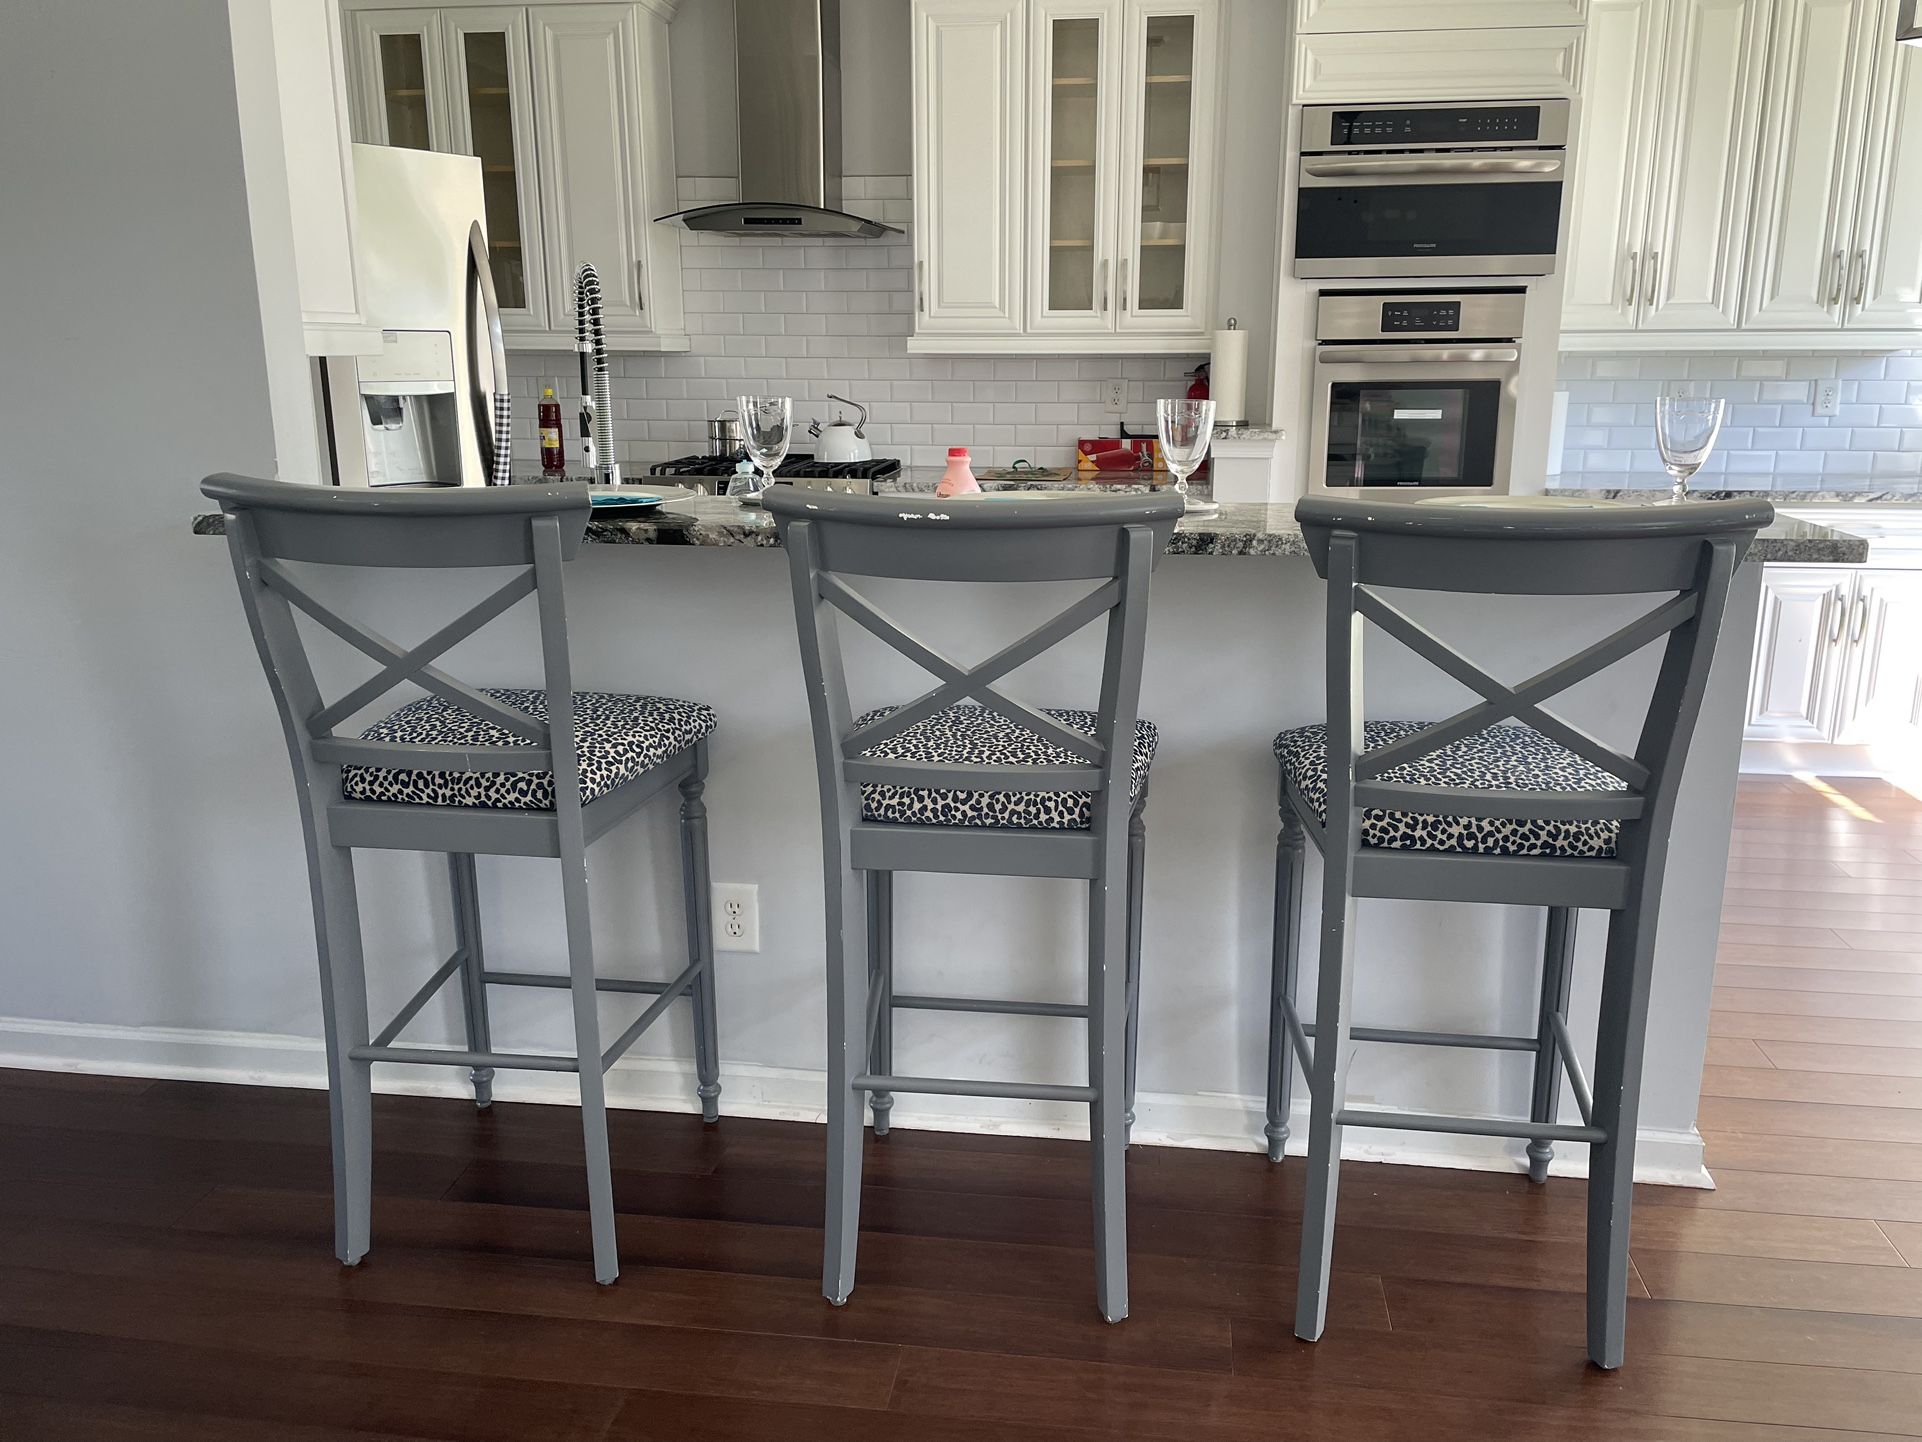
[205,474,720,1286]
[1285,493,1772,1370]
[766,485,1180,1323]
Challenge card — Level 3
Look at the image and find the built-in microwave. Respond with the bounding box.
[1309,289,1525,493]
[1293,100,1570,280]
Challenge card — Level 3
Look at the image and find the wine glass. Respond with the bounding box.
[1654,396,1726,504]
[734,396,792,497]
[1157,397,1218,516]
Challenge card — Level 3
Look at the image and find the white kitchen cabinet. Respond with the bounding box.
[1560,0,1661,332]
[914,0,1027,338]
[1745,566,1853,742]
[1292,25,1585,102]
[1566,0,1922,347]
[342,0,685,351]
[1743,0,1879,330]
[1847,20,1922,331]
[1295,0,1587,30]
[269,0,381,355]
[1834,570,1922,748]
[912,0,1222,353]
[1745,565,1922,751]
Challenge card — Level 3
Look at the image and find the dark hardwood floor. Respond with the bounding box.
[5,776,1922,1440]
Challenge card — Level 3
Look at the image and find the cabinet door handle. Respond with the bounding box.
[636,265,645,312]
[1851,249,1868,306]
[1624,250,1638,306]
[1098,257,1109,313]
[917,260,926,314]
[1828,248,1845,307]
[1852,593,1870,645]
[1643,250,1660,307]
[1829,587,1849,645]
[1120,256,1131,314]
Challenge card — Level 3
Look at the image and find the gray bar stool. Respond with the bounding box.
[1267,494,1771,1370]
[204,474,723,1285]
[765,486,1180,1324]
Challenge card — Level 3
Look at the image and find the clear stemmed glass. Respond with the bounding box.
[1654,396,1726,504]
[735,395,792,497]
[1157,397,1218,516]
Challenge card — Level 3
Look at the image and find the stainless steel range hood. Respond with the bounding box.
[657,0,900,239]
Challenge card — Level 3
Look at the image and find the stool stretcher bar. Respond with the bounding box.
[483,969,676,996]
[891,993,1089,1019]
[1336,1107,1605,1144]
[600,958,707,1073]
[371,948,468,1049]
[1550,1013,1594,1125]
[349,1044,579,1073]
[852,1073,1098,1104]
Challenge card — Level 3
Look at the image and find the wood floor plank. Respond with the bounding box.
[1717,923,1850,950]
[1712,985,1922,1020]
[1722,911,1922,939]
[1752,1040,1922,1078]
[1698,1064,1922,1108]
[1697,1095,1922,1147]
[1627,1205,1909,1266]
[1715,964,1922,995]
[1380,1276,1922,1377]
[1711,1010,1922,1048]
[1838,860,1922,880]
[1634,1248,1922,1320]
[1724,882,1922,909]
[1703,1036,1775,1067]
[1834,930,1922,953]
[0,1326,624,1442]
[1880,1221,1922,1267]
[1638,1169,1922,1224]
[1718,944,1922,974]
[1706,1130,1922,1183]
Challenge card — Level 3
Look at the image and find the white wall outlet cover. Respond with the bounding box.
[1102,378,1129,414]
[1813,380,1841,418]
[712,882,760,954]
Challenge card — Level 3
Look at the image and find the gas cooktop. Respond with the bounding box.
[648,453,903,495]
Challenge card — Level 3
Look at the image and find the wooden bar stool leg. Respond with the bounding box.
[679,749,722,1125]
[1124,805,1146,1139]
[824,860,872,1306]
[558,825,619,1285]
[1090,827,1132,1324]
[1586,885,1660,1369]
[867,871,894,1138]
[1527,907,1578,1183]
[448,853,495,1109]
[1266,811,1306,1163]
[311,839,374,1268]
[1295,871,1357,1342]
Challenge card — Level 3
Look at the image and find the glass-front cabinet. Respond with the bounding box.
[1014,0,1220,344]
[346,6,547,333]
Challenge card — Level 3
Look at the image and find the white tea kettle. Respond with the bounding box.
[809,394,873,463]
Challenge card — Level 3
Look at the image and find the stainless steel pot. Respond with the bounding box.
[707,409,746,457]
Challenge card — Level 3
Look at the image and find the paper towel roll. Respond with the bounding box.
[1210,325,1248,426]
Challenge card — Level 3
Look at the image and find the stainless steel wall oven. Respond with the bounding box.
[1294,99,1570,279]
[1309,289,1525,492]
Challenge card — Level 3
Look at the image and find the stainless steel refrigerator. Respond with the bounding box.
[323,144,511,488]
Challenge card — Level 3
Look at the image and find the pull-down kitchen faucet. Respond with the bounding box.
[574,263,619,486]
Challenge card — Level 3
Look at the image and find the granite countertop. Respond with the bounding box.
[192,474,1868,564]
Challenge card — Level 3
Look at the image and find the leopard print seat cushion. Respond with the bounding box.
[1274,720,1625,859]
[853,702,1156,831]
[341,689,716,811]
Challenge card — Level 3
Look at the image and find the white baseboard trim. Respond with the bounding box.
[0,1014,1710,1188]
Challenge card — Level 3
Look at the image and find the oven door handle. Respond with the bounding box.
[1317,346,1521,364]
[1301,156,1563,179]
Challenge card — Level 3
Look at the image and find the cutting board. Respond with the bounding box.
[975,466,1077,483]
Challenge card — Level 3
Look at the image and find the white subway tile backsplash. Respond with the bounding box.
[1556,350,1922,493]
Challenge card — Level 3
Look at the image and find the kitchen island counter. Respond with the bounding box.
[193,482,1867,564]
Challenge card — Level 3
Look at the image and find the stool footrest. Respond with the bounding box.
[1336,1106,1605,1144]
[891,993,1089,1019]
[484,969,674,996]
[350,1044,580,1073]
[1302,1021,1539,1051]
[853,1073,1097,1104]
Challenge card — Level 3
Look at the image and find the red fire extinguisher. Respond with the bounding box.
[1187,362,1210,403]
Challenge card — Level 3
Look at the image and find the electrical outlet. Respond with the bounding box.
[1813,379,1842,418]
[712,882,759,954]
[1101,378,1129,415]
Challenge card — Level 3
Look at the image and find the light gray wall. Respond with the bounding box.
[0,0,282,1027]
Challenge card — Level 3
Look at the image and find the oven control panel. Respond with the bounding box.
[1330,106,1539,147]
[1380,301,1462,334]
